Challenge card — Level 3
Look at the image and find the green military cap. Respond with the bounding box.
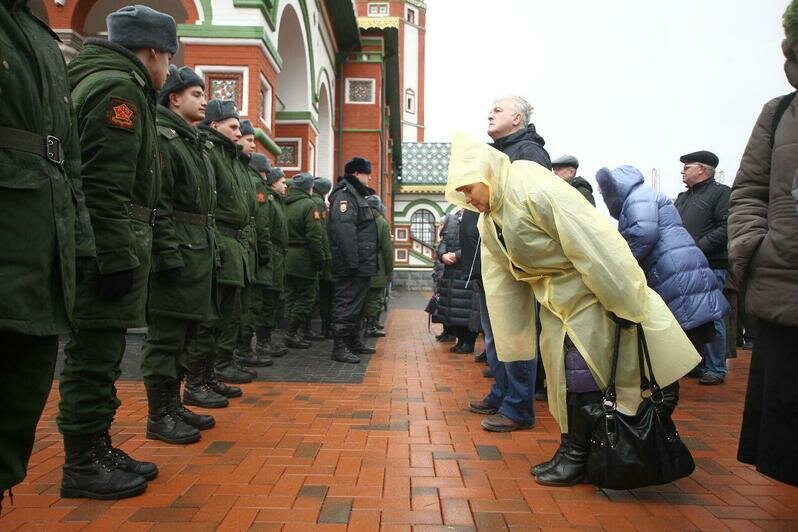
[266,166,285,185]
[313,177,332,195]
[202,99,239,125]
[291,172,315,190]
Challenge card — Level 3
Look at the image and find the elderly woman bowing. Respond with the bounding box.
[445,133,701,487]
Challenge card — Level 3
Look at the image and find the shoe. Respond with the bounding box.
[742,338,754,350]
[481,413,534,432]
[302,321,326,342]
[234,346,272,367]
[99,430,158,481]
[449,340,465,352]
[61,432,147,500]
[184,355,229,408]
[284,321,311,349]
[535,388,547,401]
[686,367,704,378]
[256,328,288,357]
[331,337,360,364]
[469,399,497,415]
[436,332,456,342]
[474,351,487,363]
[482,367,493,378]
[699,374,724,385]
[364,318,386,338]
[215,350,254,384]
[207,365,243,397]
[348,336,376,355]
[144,379,201,445]
[168,379,214,430]
[530,434,569,476]
[453,343,475,354]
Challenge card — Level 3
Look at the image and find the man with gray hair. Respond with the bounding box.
[487,95,551,167]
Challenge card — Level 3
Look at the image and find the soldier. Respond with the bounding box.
[193,100,255,392]
[55,5,176,500]
[363,195,394,338]
[310,177,334,340]
[138,65,219,447]
[255,166,290,358]
[233,120,272,369]
[328,157,379,363]
[284,173,325,348]
[0,0,94,505]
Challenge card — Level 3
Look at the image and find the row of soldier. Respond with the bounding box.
[0,4,393,505]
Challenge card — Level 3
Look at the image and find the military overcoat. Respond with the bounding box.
[284,187,324,280]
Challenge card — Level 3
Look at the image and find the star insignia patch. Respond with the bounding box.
[107,97,136,131]
[313,210,321,220]
[257,192,267,204]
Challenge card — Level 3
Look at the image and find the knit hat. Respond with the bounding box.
[266,166,285,186]
[313,177,332,195]
[786,0,798,47]
[291,172,315,190]
[106,5,178,54]
[344,156,372,175]
[365,194,384,215]
[202,99,239,125]
[158,65,204,106]
[249,153,271,175]
[240,119,255,136]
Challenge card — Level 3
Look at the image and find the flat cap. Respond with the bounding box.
[240,119,255,136]
[680,150,719,168]
[313,177,332,195]
[249,153,271,174]
[291,172,315,190]
[551,154,579,169]
[107,5,178,55]
[344,156,372,175]
[265,166,285,186]
[158,65,204,106]
[202,99,239,125]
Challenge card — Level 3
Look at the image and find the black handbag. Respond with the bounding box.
[582,323,695,489]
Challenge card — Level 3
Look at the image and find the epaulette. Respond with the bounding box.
[157,125,178,140]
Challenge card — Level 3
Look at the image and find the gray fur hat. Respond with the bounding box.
[249,153,271,174]
[107,5,178,54]
[202,99,239,125]
[240,119,255,136]
[291,172,315,190]
[266,166,285,186]
[158,65,204,106]
[313,177,332,195]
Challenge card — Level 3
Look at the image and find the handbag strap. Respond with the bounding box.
[636,324,665,402]
[602,323,623,404]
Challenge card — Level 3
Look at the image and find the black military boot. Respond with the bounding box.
[364,318,386,338]
[184,355,229,408]
[534,391,601,486]
[99,430,158,481]
[215,349,254,383]
[284,321,311,349]
[331,336,360,363]
[530,433,569,476]
[170,378,215,430]
[256,327,287,358]
[348,334,376,355]
[145,379,201,444]
[302,319,325,341]
[235,344,273,367]
[61,431,147,500]
[206,355,243,398]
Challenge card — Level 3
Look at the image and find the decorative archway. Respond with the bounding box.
[275,3,311,114]
[316,80,333,179]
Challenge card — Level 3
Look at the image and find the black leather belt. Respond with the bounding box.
[0,126,64,170]
[173,210,214,227]
[127,203,157,226]
[217,221,247,239]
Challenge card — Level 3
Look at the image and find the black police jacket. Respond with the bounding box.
[674,178,731,269]
[328,174,378,277]
[490,124,551,168]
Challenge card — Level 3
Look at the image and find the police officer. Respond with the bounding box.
[55,5,176,500]
[328,157,379,363]
[284,173,325,347]
[363,195,394,338]
[310,177,334,339]
[0,0,94,504]
[138,65,219,447]
[194,100,254,391]
[255,166,290,357]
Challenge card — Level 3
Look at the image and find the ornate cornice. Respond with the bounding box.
[357,16,400,29]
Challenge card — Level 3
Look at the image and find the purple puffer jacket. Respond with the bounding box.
[564,337,599,393]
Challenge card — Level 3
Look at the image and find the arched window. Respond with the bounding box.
[410,209,435,245]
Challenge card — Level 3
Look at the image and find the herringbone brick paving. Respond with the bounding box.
[2,291,797,531]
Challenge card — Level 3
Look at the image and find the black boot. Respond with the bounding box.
[449,339,465,352]
[348,335,376,355]
[331,336,360,363]
[302,319,325,341]
[235,344,273,367]
[170,378,215,430]
[534,391,601,486]
[206,355,243,397]
[215,350,254,383]
[61,431,147,500]
[364,318,386,338]
[145,379,201,444]
[256,327,287,357]
[321,317,333,339]
[100,430,158,481]
[284,320,311,349]
[184,354,229,408]
[530,434,569,476]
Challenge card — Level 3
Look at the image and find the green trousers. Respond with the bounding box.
[0,333,57,490]
[237,284,255,348]
[257,287,282,329]
[140,316,198,387]
[284,275,317,324]
[364,286,385,320]
[190,284,241,363]
[57,328,126,436]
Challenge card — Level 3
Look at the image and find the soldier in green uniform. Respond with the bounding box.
[284,173,325,348]
[55,5,176,500]
[309,178,334,339]
[138,65,219,447]
[363,195,393,337]
[0,0,94,505]
[255,166,290,357]
[233,120,272,369]
[194,99,254,391]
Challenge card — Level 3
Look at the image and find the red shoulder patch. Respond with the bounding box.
[257,192,267,204]
[107,97,136,131]
[313,210,321,220]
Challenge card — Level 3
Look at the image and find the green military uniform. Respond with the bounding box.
[0,0,94,492]
[365,206,394,321]
[311,191,334,335]
[255,181,289,348]
[284,185,324,338]
[57,38,160,437]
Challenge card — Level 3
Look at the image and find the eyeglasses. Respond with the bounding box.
[682,164,702,172]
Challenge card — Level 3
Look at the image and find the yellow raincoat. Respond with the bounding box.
[445,133,701,431]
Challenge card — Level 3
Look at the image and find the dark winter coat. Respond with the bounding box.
[459,210,481,281]
[674,178,731,270]
[596,165,729,331]
[311,192,332,281]
[490,124,551,169]
[369,207,394,288]
[570,176,596,206]
[328,174,378,278]
[284,186,324,280]
[436,210,475,328]
[260,186,288,290]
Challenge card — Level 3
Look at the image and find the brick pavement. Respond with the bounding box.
[2,290,797,530]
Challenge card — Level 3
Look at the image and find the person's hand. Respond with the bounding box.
[96,268,135,301]
[158,267,182,284]
[442,252,457,265]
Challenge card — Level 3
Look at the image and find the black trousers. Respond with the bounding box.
[331,275,370,337]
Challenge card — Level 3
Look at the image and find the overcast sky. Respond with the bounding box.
[424,0,791,200]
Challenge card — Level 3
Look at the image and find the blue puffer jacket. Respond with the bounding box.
[596,166,729,331]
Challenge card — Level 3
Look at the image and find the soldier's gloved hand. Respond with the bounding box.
[158,267,182,284]
[96,268,135,301]
[609,312,635,329]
